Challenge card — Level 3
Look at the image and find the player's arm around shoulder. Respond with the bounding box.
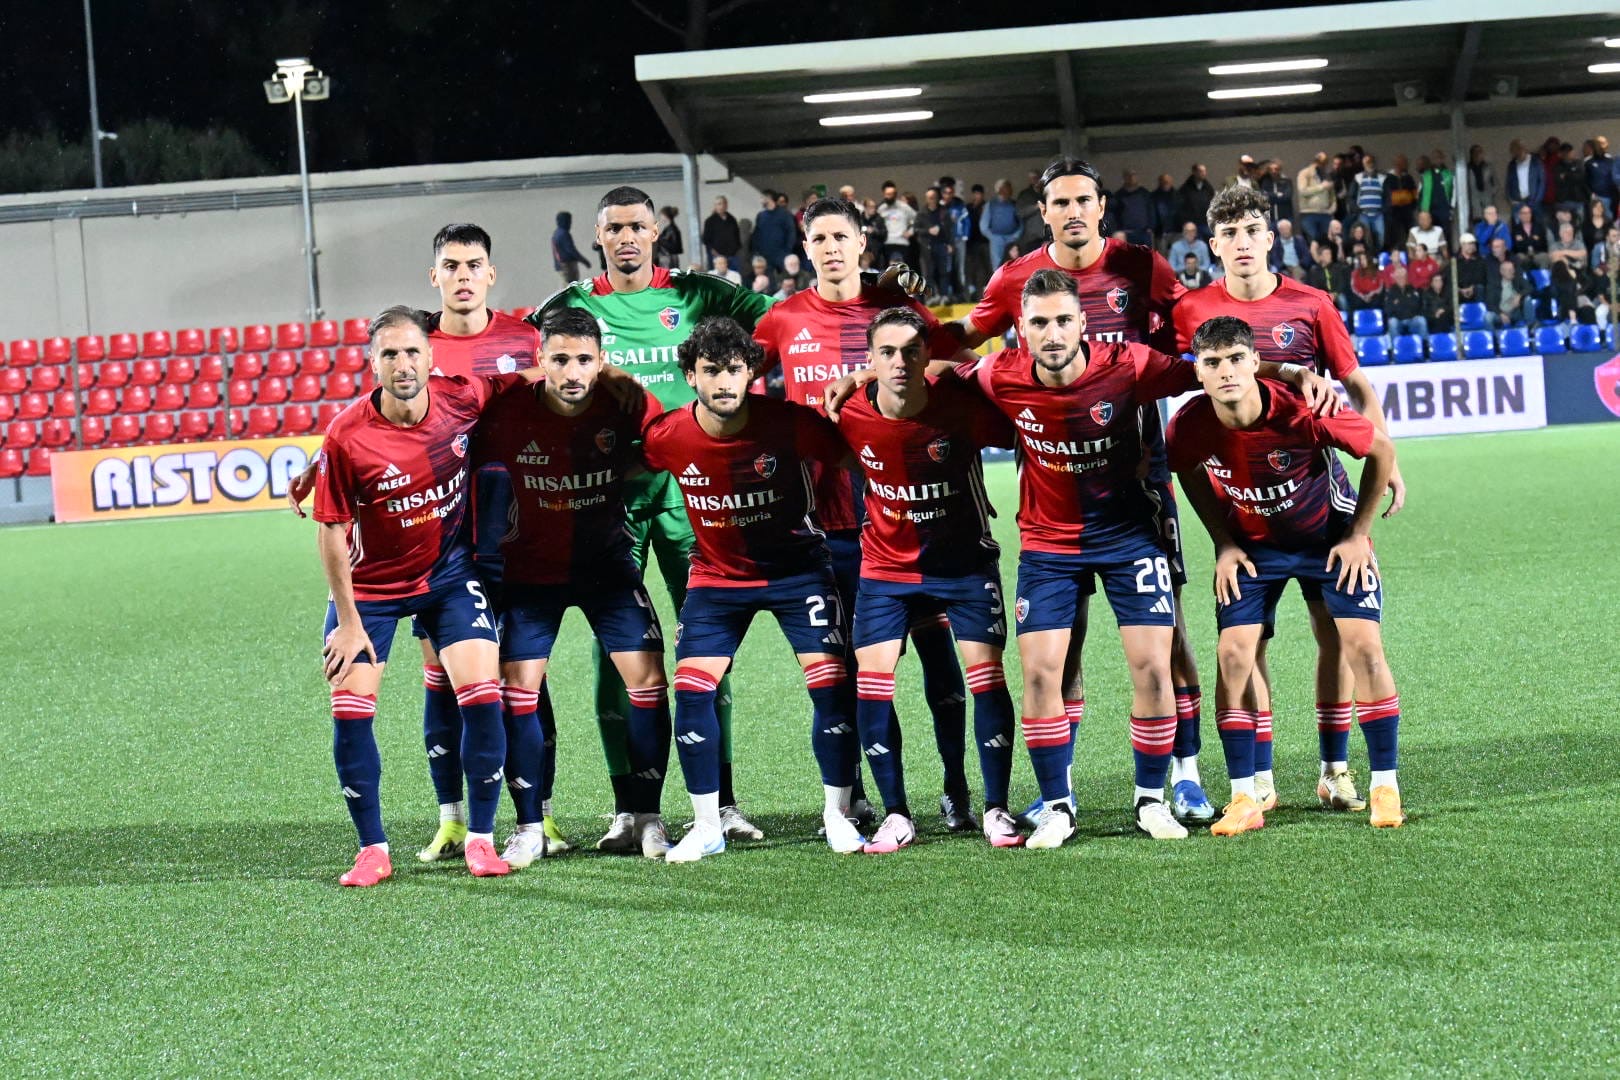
[790,398,858,469]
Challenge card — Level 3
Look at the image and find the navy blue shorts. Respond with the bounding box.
[675,567,847,660]
[412,465,511,643]
[499,576,663,662]
[854,570,1005,650]
[324,578,499,665]
[1219,543,1383,631]
[1014,544,1177,634]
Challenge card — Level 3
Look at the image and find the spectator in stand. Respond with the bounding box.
[1505,139,1544,218]
[1465,144,1499,223]
[1408,211,1446,258]
[1179,163,1215,238]
[1382,264,1427,338]
[1593,225,1620,272]
[753,190,795,272]
[1386,154,1419,248]
[1511,203,1548,263]
[1000,241,1021,267]
[551,211,587,285]
[778,252,812,293]
[916,187,948,299]
[1016,170,1045,251]
[1424,273,1454,334]
[860,198,887,251]
[654,206,684,269]
[1455,234,1489,303]
[702,196,741,270]
[1225,153,1259,191]
[939,177,971,301]
[1151,173,1179,248]
[1169,221,1211,272]
[747,254,774,294]
[982,179,1021,272]
[1296,151,1336,241]
[774,276,800,301]
[1549,221,1588,270]
[1110,169,1154,246]
[1353,153,1390,250]
[710,253,742,286]
[1350,249,1384,311]
[1177,252,1211,290]
[1335,146,1364,223]
[838,184,857,203]
[1419,150,1454,235]
[1322,217,1349,261]
[1539,136,1563,223]
[1487,260,1526,327]
[1489,235,1512,270]
[1546,260,1581,325]
[1261,158,1295,224]
[1555,143,1591,224]
[1583,198,1610,250]
[1473,204,1510,254]
[1406,245,1440,290]
[1305,241,1351,312]
[965,184,990,295]
[1587,135,1616,216]
[1346,219,1373,259]
[877,181,916,267]
[1268,218,1309,275]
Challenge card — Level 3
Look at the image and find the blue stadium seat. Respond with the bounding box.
[1535,326,1567,354]
[1427,332,1458,361]
[1356,337,1390,366]
[1533,297,1561,326]
[1377,251,1390,268]
[1462,330,1496,359]
[1458,302,1488,331]
[1570,324,1604,352]
[1352,309,1385,336]
[1529,268,1552,291]
[1498,327,1532,357]
[1609,324,1620,352]
[1392,334,1425,363]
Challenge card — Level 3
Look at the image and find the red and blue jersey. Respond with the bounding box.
[426,310,541,378]
[472,385,663,586]
[1166,379,1374,548]
[1172,275,1359,380]
[969,343,1197,556]
[835,377,1013,582]
[314,374,517,599]
[641,396,849,588]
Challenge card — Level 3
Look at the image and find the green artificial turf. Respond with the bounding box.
[2,424,1618,1077]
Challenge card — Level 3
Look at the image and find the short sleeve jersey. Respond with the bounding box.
[641,397,848,588]
[835,377,1013,582]
[531,268,776,408]
[1172,275,1359,379]
[970,239,1183,352]
[427,310,541,378]
[314,374,516,599]
[752,284,960,531]
[1166,379,1374,548]
[971,344,1197,556]
[472,385,663,585]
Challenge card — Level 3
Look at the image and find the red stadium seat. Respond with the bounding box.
[227,379,254,407]
[0,368,25,394]
[5,420,39,449]
[209,326,239,354]
[178,410,211,441]
[341,317,369,345]
[187,382,221,410]
[0,448,22,478]
[256,376,289,405]
[174,328,205,356]
[131,359,163,387]
[164,357,196,384]
[333,345,366,373]
[74,363,95,390]
[325,371,357,399]
[80,416,107,447]
[275,322,306,350]
[44,337,73,365]
[232,353,264,380]
[0,396,11,423]
[50,390,76,418]
[246,406,279,438]
[41,418,73,448]
[282,404,314,434]
[24,447,52,476]
[17,392,48,420]
[266,350,298,378]
[315,402,344,431]
[8,339,39,366]
[219,409,245,438]
[107,415,140,447]
[300,348,332,376]
[242,324,272,352]
[141,331,172,359]
[84,388,117,417]
[309,320,339,347]
[154,383,185,411]
[75,335,106,362]
[96,361,129,389]
[290,374,323,402]
[142,413,176,443]
[120,386,153,414]
[0,341,5,366]
[29,366,62,393]
[107,333,138,360]
[198,355,225,382]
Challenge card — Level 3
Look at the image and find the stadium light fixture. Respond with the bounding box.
[264,58,331,323]
[1208,58,1329,76]
[803,87,923,104]
[1207,83,1324,100]
[1588,62,1620,73]
[819,110,934,127]
[1605,38,1620,47]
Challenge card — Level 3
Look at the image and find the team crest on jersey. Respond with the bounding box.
[1090,401,1114,425]
[753,453,777,479]
[1271,323,1296,350]
[452,433,469,458]
[1014,597,1029,624]
[659,307,681,331]
[1267,449,1292,471]
[595,428,617,454]
[496,353,518,374]
[1106,286,1129,314]
[927,436,951,463]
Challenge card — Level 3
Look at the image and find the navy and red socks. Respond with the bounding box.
[673,667,721,795]
[626,684,671,813]
[455,680,506,835]
[855,670,907,815]
[805,659,859,788]
[965,661,1014,809]
[422,664,462,807]
[332,690,384,847]
[501,685,544,825]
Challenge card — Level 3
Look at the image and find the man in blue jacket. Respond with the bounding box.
[752,190,796,272]
[981,179,1021,271]
[1505,139,1545,219]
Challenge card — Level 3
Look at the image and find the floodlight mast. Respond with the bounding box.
[265,58,328,322]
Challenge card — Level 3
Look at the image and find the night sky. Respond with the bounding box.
[3,0,1339,184]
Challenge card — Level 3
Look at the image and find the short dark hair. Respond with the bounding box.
[803,196,861,232]
[368,305,432,344]
[598,185,655,215]
[1206,183,1271,230]
[938,175,957,189]
[866,306,929,349]
[1020,268,1080,306]
[1189,315,1254,356]
[881,179,896,189]
[677,316,764,375]
[659,205,679,219]
[539,308,601,348]
[432,223,491,259]
[1038,157,1104,199]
